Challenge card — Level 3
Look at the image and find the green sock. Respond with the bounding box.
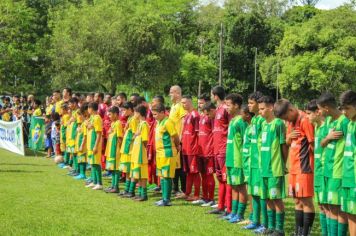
[232,200,239,215]
[276,212,285,232]
[267,210,276,230]
[261,199,268,227]
[252,196,261,224]
[138,186,142,197]
[125,180,130,192]
[329,218,338,236]
[73,156,78,172]
[167,178,172,200]
[161,178,166,200]
[337,222,348,236]
[237,202,247,218]
[83,163,87,177]
[129,181,137,194]
[114,171,120,189]
[111,171,116,188]
[96,165,102,185]
[319,213,327,236]
[249,212,253,221]
[142,187,147,198]
[91,167,97,184]
[326,217,330,236]
[64,152,69,165]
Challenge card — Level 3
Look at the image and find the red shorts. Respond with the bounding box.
[288,173,314,198]
[182,155,200,174]
[199,156,215,175]
[214,154,226,182]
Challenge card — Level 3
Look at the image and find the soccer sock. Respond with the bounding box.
[225,184,232,213]
[193,173,201,197]
[129,181,137,194]
[252,196,261,224]
[329,218,338,236]
[218,182,226,210]
[303,212,315,236]
[64,152,69,165]
[295,210,304,234]
[167,178,172,200]
[79,163,84,176]
[249,212,253,221]
[161,178,166,200]
[142,187,148,199]
[111,171,116,188]
[260,199,268,227]
[124,179,130,192]
[267,210,276,230]
[138,186,142,197]
[237,202,247,218]
[207,174,215,201]
[276,212,285,232]
[96,165,102,185]
[201,174,208,200]
[326,216,330,236]
[69,155,73,167]
[319,213,327,236]
[186,173,193,196]
[92,168,97,184]
[337,222,348,236]
[232,200,239,215]
[73,156,79,172]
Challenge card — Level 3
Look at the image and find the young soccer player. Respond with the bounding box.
[199,102,216,207]
[130,105,149,201]
[60,103,70,168]
[245,92,268,232]
[32,100,42,117]
[209,86,232,216]
[104,106,123,193]
[75,103,88,180]
[119,102,139,197]
[317,92,349,236]
[274,99,315,236]
[339,90,356,235]
[305,99,328,236]
[181,95,201,202]
[223,94,248,223]
[152,103,180,206]
[85,102,103,190]
[67,97,80,176]
[258,96,288,236]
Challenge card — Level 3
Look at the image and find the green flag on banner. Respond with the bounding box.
[28,117,45,151]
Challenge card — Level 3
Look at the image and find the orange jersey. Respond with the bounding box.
[287,111,315,174]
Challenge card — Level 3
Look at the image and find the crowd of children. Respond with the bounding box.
[2,86,355,236]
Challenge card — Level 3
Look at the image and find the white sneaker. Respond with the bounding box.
[85,182,95,188]
[92,184,103,190]
[201,201,215,207]
[210,203,218,208]
[192,199,206,205]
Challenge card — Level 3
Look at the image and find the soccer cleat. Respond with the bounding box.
[92,184,103,190]
[208,209,224,215]
[244,222,259,230]
[85,182,95,188]
[118,190,128,196]
[153,187,161,193]
[229,215,243,223]
[156,200,172,207]
[270,230,285,236]
[221,213,234,220]
[201,201,215,207]
[186,196,199,202]
[122,192,135,198]
[58,163,65,168]
[211,203,218,209]
[254,225,273,235]
[174,192,187,199]
[147,184,157,190]
[155,199,164,206]
[192,199,207,205]
[135,196,148,202]
[74,174,86,180]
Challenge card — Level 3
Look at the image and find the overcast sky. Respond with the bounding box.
[202,0,350,9]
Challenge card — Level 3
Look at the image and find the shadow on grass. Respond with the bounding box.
[25,149,46,157]
[0,169,44,173]
[0,163,51,167]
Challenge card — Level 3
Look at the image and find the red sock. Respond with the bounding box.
[218,181,226,210]
[148,163,153,184]
[207,174,215,201]
[201,174,208,200]
[225,184,232,213]
[193,173,201,197]
[186,173,193,196]
[157,177,161,187]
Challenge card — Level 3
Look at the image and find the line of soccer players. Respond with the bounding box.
[50,86,355,236]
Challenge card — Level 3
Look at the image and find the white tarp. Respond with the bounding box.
[0,120,25,156]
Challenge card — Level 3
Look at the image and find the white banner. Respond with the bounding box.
[0,120,25,156]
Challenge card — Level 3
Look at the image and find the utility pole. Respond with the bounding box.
[254,47,257,92]
[218,23,223,86]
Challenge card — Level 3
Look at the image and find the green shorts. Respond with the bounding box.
[260,176,286,200]
[77,154,87,164]
[66,146,75,154]
[322,177,342,205]
[248,168,261,196]
[227,167,245,186]
[314,185,326,205]
[341,187,356,215]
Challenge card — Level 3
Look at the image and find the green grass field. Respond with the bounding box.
[0,149,321,236]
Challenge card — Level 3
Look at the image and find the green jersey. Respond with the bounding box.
[314,119,329,177]
[342,121,356,188]
[323,114,349,179]
[226,116,248,168]
[243,125,251,175]
[260,118,286,177]
[250,115,265,169]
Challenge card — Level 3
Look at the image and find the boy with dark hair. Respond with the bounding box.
[104,106,123,193]
[274,99,315,236]
[224,94,248,223]
[74,104,89,180]
[67,97,80,176]
[339,90,356,235]
[257,96,288,236]
[317,92,349,236]
[32,100,42,117]
[305,99,328,236]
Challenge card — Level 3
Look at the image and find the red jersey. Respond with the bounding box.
[287,111,315,174]
[103,105,112,138]
[213,104,230,156]
[98,103,108,119]
[119,107,128,129]
[182,110,200,156]
[198,114,214,157]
